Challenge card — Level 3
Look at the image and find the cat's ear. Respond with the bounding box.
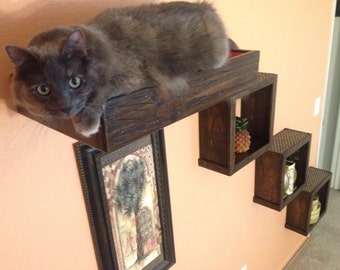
[5,46,35,66]
[61,30,87,58]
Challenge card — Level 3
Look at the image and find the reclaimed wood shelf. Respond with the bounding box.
[285,167,331,235]
[198,72,277,176]
[254,129,311,211]
[18,50,261,152]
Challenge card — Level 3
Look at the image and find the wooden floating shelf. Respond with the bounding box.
[17,50,261,152]
[198,72,277,176]
[254,129,311,211]
[285,167,331,236]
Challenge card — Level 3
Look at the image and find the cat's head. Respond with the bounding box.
[5,29,94,118]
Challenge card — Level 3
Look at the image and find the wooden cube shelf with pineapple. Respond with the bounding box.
[198,73,277,176]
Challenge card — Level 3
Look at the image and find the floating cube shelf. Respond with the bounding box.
[198,73,277,176]
[254,129,311,211]
[285,167,331,235]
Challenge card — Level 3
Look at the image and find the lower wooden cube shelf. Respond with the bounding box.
[285,167,331,236]
[254,129,311,211]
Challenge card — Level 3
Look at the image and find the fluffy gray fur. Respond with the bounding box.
[5,1,229,137]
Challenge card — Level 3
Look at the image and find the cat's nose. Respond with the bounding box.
[61,107,72,114]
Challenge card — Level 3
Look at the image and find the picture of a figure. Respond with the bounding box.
[102,145,162,270]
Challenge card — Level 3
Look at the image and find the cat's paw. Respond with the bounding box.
[77,122,101,137]
[156,75,189,97]
[72,109,101,137]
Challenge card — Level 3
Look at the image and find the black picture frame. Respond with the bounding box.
[74,130,175,270]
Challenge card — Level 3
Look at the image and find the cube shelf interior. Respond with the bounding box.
[285,167,331,235]
[198,73,277,176]
[254,129,311,211]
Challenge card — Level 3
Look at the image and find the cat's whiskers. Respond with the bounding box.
[31,122,48,140]
[83,103,103,114]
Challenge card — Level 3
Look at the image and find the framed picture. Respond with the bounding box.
[74,130,175,270]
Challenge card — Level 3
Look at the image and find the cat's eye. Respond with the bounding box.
[69,76,82,89]
[36,84,51,96]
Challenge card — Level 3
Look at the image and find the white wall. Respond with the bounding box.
[319,16,340,189]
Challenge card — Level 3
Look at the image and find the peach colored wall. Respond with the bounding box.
[0,1,334,270]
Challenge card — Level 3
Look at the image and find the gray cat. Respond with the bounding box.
[5,1,229,137]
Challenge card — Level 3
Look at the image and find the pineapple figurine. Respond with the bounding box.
[235,117,251,153]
